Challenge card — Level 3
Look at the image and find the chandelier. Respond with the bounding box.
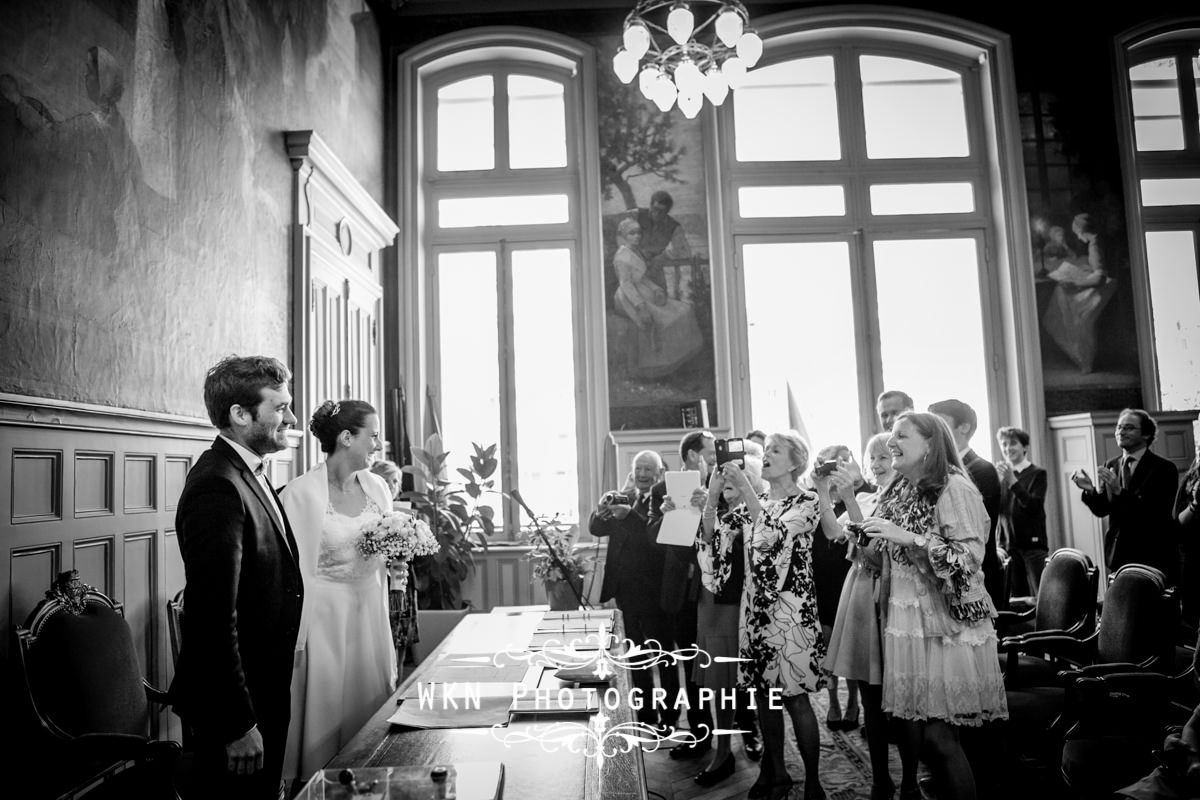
[612,0,763,118]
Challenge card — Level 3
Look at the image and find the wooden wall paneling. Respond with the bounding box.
[73,536,114,597]
[11,449,62,524]
[164,456,191,512]
[123,454,158,514]
[74,451,114,517]
[123,530,158,735]
[10,544,60,630]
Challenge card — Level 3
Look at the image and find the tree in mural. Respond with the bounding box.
[598,65,686,210]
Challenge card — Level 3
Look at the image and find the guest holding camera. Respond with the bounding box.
[820,433,920,800]
[859,412,1008,800]
[718,430,827,800]
[588,450,671,728]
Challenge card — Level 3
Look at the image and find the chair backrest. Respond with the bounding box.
[1034,548,1098,634]
[167,588,184,668]
[16,571,150,739]
[1097,564,1178,667]
[410,608,470,665]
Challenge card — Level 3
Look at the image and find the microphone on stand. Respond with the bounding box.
[510,488,590,611]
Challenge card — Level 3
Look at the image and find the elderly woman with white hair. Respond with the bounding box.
[716,430,827,800]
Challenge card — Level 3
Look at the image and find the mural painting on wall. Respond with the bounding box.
[597,46,717,431]
[0,0,380,416]
[1019,89,1142,415]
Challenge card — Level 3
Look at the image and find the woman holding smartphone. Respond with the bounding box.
[716,430,827,800]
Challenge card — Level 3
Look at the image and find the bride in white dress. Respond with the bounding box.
[282,400,397,780]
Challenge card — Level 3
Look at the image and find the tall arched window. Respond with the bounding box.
[1115,20,1200,410]
[399,31,605,530]
[714,11,1032,452]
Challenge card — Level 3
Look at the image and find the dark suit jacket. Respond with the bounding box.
[646,479,702,615]
[1082,448,1179,580]
[587,488,664,615]
[998,464,1048,552]
[169,437,304,749]
[963,449,1003,602]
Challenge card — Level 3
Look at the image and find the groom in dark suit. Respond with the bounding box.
[1074,408,1179,582]
[171,355,303,800]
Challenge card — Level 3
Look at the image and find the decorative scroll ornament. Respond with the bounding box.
[46,570,94,616]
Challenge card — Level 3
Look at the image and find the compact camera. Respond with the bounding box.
[813,460,839,478]
[845,521,872,548]
[603,490,631,506]
[715,437,746,468]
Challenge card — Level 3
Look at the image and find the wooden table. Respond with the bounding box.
[328,608,647,800]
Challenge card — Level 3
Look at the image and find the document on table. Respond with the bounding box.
[388,695,513,729]
[656,470,702,546]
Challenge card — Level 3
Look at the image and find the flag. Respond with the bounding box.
[786,381,811,446]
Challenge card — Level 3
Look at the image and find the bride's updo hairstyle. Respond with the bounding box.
[308,399,376,454]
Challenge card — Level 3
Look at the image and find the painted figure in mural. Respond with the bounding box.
[1041,212,1117,374]
[634,189,693,266]
[613,217,703,378]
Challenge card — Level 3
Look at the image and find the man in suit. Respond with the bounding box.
[877,389,914,433]
[647,430,719,759]
[1073,408,1179,581]
[588,449,668,727]
[929,399,1004,608]
[171,355,303,800]
[996,426,1049,597]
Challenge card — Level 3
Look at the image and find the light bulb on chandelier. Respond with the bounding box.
[612,0,760,115]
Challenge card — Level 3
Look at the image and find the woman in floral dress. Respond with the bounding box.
[720,430,827,800]
[859,412,1008,800]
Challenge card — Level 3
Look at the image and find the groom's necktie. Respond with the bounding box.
[1121,456,1135,490]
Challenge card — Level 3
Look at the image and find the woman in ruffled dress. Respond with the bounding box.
[819,433,920,800]
[719,430,827,800]
[282,400,398,780]
[858,412,1008,800]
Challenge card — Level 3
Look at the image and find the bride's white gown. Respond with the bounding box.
[291,496,397,777]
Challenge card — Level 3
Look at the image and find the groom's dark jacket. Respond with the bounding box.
[170,437,303,758]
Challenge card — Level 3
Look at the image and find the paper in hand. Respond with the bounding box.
[658,470,702,546]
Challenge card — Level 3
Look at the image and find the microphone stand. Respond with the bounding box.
[510,489,590,610]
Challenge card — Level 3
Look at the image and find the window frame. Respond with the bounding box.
[398,29,605,537]
[1113,19,1200,410]
[712,10,1028,453]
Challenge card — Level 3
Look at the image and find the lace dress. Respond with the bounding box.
[738,491,827,697]
[292,496,397,776]
[877,475,1008,726]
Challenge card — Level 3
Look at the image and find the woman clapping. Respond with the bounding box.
[859,412,1008,800]
[717,431,827,800]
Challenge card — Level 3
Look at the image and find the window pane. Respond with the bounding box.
[861,56,968,159]
[738,185,846,217]
[508,75,567,169]
[512,249,578,522]
[438,194,570,228]
[874,238,991,443]
[734,57,841,162]
[1145,231,1200,409]
[438,76,495,171]
[743,242,862,456]
[1140,178,1200,206]
[870,182,975,215]
[436,251,503,522]
[1130,57,1183,152]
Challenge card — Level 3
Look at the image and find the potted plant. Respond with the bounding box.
[401,436,499,610]
[525,517,595,611]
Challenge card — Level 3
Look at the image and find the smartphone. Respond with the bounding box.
[813,460,839,478]
[715,437,746,468]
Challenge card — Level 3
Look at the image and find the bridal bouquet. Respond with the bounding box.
[358,511,438,592]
